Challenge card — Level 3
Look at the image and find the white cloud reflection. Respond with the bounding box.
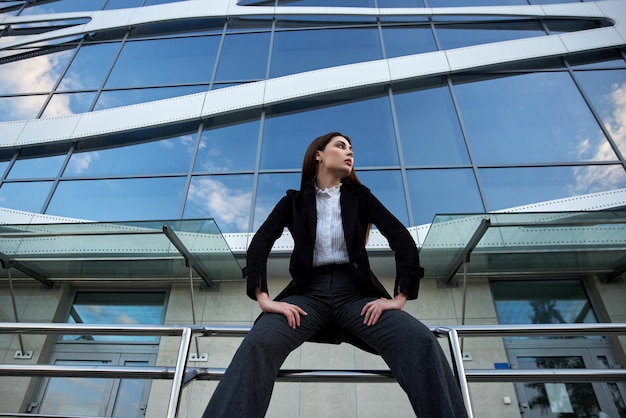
[568,81,626,195]
[187,177,251,232]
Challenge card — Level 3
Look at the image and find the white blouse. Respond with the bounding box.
[312,184,350,267]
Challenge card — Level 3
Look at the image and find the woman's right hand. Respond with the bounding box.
[255,289,307,329]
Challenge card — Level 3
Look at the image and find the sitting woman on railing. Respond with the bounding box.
[202,132,468,418]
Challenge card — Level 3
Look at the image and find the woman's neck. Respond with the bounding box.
[315,173,342,190]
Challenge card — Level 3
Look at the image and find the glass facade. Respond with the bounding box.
[1,0,624,233]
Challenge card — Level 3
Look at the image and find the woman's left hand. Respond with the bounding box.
[361,293,408,326]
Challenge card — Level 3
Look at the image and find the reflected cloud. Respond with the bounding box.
[0,50,72,119]
[569,81,626,195]
[187,177,250,232]
[117,313,139,324]
[66,152,101,175]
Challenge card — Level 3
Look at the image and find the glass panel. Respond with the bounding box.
[7,154,65,179]
[184,174,254,233]
[0,94,47,121]
[358,170,408,226]
[518,356,602,417]
[112,361,149,417]
[39,360,111,416]
[574,69,626,158]
[436,19,545,50]
[94,85,208,110]
[454,72,616,164]
[58,43,121,90]
[62,292,165,342]
[40,92,97,117]
[597,356,626,417]
[270,27,382,78]
[65,135,196,177]
[19,0,106,14]
[428,0,526,4]
[381,25,437,58]
[254,172,300,230]
[0,181,53,212]
[479,165,626,211]
[492,281,597,326]
[227,16,273,32]
[105,36,220,88]
[394,86,470,165]
[262,97,398,169]
[105,0,143,9]
[194,120,260,172]
[0,49,73,94]
[407,168,484,225]
[46,177,186,220]
[378,0,425,6]
[214,32,270,82]
[277,0,375,5]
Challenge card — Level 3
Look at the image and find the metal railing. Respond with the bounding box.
[1,322,626,418]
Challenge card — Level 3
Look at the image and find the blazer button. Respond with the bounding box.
[351,262,359,269]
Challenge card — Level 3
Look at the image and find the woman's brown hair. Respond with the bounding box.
[300,131,362,190]
[300,132,370,242]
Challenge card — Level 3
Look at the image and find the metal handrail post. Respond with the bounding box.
[444,327,473,418]
[167,327,193,418]
[6,268,26,354]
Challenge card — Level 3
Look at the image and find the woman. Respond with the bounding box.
[203,132,467,418]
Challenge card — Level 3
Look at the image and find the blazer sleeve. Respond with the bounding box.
[365,190,423,300]
[243,194,292,300]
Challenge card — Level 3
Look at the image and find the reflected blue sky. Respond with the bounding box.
[0,2,625,233]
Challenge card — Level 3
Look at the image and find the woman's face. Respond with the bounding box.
[316,136,354,179]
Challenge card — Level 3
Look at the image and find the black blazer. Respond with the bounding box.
[242,182,424,351]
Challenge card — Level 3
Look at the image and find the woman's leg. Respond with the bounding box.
[336,299,468,418]
[202,294,328,418]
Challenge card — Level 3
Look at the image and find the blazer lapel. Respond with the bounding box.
[304,186,317,243]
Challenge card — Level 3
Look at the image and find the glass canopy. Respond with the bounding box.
[0,219,242,289]
[420,211,626,284]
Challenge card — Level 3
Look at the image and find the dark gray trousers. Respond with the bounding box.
[202,270,467,418]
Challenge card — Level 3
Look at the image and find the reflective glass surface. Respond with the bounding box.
[378,0,425,6]
[453,73,615,164]
[19,0,106,14]
[358,170,408,225]
[271,27,382,78]
[407,168,484,225]
[39,360,111,416]
[262,97,397,169]
[94,86,208,111]
[0,50,72,94]
[381,26,437,58]
[254,173,300,230]
[277,0,375,5]
[7,154,65,179]
[58,43,121,91]
[436,20,545,50]
[65,135,195,177]
[184,174,254,233]
[574,69,626,157]
[0,181,53,212]
[428,0,526,4]
[194,120,260,173]
[479,165,626,211]
[105,36,220,88]
[492,281,597,325]
[394,86,470,165]
[41,92,97,118]
[0,94,47,121]
[214,32,271,82]
[63,292,166,342]
[46,177,187,221]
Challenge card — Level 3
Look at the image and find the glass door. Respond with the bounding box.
[509,348,626,418]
